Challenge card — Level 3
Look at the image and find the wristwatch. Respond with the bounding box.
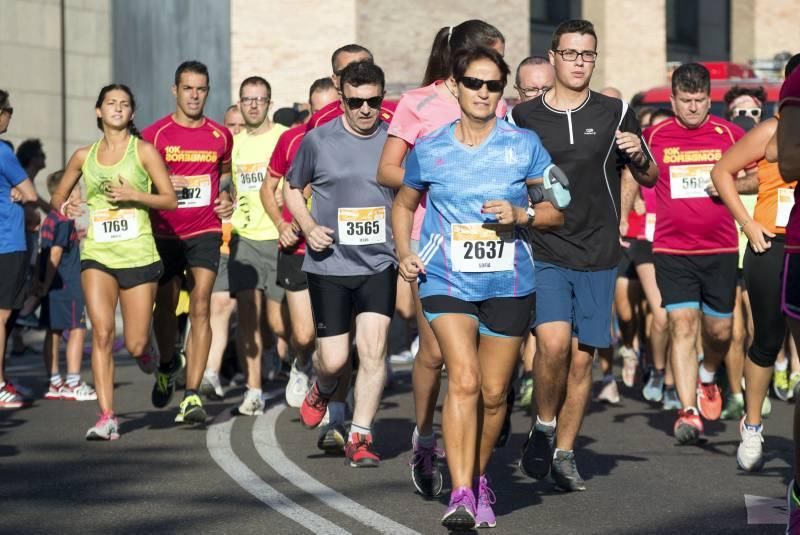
[527,206,536,226]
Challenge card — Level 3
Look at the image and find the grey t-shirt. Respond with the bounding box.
[287,117,396,276]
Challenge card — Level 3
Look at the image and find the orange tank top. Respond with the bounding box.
[753,158,797,235]
[220,222,233,255]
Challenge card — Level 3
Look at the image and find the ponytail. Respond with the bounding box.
[128,121,142,139]
[421,20,505,87]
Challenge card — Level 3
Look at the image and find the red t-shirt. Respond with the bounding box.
[779,68,800,250]
[268,124,308,254]
[305,99,396,132]
[645,116,746,255]
[142,115,233,239]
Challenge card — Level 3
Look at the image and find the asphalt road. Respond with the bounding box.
[1,338,794,534]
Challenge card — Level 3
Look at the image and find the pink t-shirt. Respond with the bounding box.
[388,81,508,240]
[645,116,746,255]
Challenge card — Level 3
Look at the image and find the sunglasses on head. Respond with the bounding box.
[459,76,505,93]
[732,107,761,118]
[344,96,383,110]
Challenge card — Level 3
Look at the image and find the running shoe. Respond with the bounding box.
[238,388,265,416]
[519,422,556,480]
[643,371,665,402]
[317,422,346,454]
[199,371,224,401]
[60,381,97,401]
[285,359,311,408]
[86,412,119,440]
[762,395,772,418]
[134,352,158,375]
[44,379,65,400]
[596,379,621,405]
[774,368,791,401]
[389,349,415,364]
[410,434,444,497]
[441,487,476,531]
[175,394,207,424]
[0,382,24,409]
[662,387,682,410]
[787,480,800,535]
[674,408,704,445]
[697,381,722,421]
[620,346,638,387]
[791,372,800,401]
[344,433,380,467]
[721,394,744,420]
[474,475,497,528]
[151,357,182,408]
[519,376,534,410]
[300,381,334,428]
[551,450,587,491]
[736,419,764,472]
[410,336,420,358]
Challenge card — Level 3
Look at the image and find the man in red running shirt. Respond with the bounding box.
[142,61,234,425]
[645,63,756,445]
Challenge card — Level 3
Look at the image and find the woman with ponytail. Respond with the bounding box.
[51,84,177,440]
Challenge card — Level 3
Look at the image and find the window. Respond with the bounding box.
[530,0,581,55]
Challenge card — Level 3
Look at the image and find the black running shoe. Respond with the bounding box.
[550,450,587,491]
[152,357,183,408]
[519,422,556,479]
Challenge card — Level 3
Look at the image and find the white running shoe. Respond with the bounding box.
[60,381,98,401]
[619,346,638,387]
[286,360,311,408]
[596,380,621,405]
[238,388,265,416]
[200,371,224,400]
[390,350,415,364]
[737,420,764,472]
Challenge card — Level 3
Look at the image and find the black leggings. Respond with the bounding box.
[743,236,786,367]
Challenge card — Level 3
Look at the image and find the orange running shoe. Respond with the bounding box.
[697,380,722,421]
[674,408,704,445]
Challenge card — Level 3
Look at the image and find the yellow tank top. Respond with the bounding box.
[231,124,288,240]
[80,136,160,269]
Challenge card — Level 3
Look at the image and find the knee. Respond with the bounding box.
[652,311,668,334]
[669,314,696,340]
[481,386,508,413]
[448,370,481,399]
[292,328,315,352]
[93,327,115,349]
[315,348,349,376]
[705,321,733,347]
[125,337,149,357]
[190,300,211,323]
[537,336,570,361]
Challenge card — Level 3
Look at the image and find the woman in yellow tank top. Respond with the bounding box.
[50,84,177,440]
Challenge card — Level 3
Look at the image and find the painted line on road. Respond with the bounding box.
[254,403,422,535]
[744,494,787,525]
[207,401,350,535]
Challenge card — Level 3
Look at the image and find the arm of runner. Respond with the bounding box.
[617,129,658,187]
[260,175,297,248]
[393,185,425,282]
[36,244,64,297]
[530,201,564,231]
[481,200,530,227]
[377,135,410,189]
[778,106,800,180]
[129,141,179,211]
[283,182,331,251]
[10,179,37,204]
[50,147,88,218]
[710,118,775,253]
[620,167,638,237]
[734,167,759,195]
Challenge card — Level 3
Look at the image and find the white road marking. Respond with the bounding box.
[207,406,350,535]
[745,494,787,525]
[254,403,422,535]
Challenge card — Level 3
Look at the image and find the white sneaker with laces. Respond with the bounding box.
[286,360,311,408]
[200,371,224,400]
[597,380,621,405]
[238,388,265,416]
[737,421,764,472]
[61,381,98,401]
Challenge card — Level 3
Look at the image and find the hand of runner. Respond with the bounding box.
[278,221,299,249]
[106,175,139,203]
[619,217,629,238]
[399,253,425,282]
[10,187,23,203]
[214,196,234,219]
[60,197,84,219]
[705,182,719,197]
[615,130,645,163]
[306,224,335,251]
[482,200,525,226]
[742,220,775,253]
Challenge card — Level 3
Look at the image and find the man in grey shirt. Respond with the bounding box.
[285,60,396,468]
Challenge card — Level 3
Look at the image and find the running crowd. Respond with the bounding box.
[2,17,800,533]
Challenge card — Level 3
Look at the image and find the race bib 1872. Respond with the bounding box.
[237,163,267,193]
[175,174,212,208]
[91,208,138,243]
[337,207,386,246]
[669,164,714,199]
[451,223,515,272]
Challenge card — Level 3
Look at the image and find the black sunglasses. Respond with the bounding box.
[344,96,383,110]
[459,77,504,93]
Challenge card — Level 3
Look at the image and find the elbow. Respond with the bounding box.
[165,194,178,211]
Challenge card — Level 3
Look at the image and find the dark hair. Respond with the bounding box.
[723,85,767,117]
[239,76,271,100]
[0,89,8,110]
[422,20,505,86]
[16,139,44,168]
[515,55,550,86]
[649,108,675,123]
[46,170,65,196]
[331,44,373,74]
[551,19,597,52]
[174,60,209,86]
[94,84,141,138]
[452,47,511,88]
[636,105,657,124]
[786,53,800,78]
[309,77,336,101]
[339,61,385,92]
[671,63,710,95]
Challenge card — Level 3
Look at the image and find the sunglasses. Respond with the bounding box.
[1,106,13,117]
[459,77,505,93]
[344,96,383,110]
[732,107,761,118]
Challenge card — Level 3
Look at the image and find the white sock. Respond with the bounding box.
[698,364,716,384]
[536,415,556,428]
[350,422,371,438]
[66,373,80,387]
[413,426,435,448]
[50,373,62,385]
[248,387,262,397]
[776,359,789,372]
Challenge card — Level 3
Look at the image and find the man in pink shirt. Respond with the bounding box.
[646,63,755,445]
[142,60,234,425]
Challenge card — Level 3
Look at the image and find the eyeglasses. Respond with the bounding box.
[240,96,269,106]
[343,96,383,110]
[459,77,505,93]
[553,49,598,63]
[1,106,13,117]
[732,107,761,118]
[515,85,551,98]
